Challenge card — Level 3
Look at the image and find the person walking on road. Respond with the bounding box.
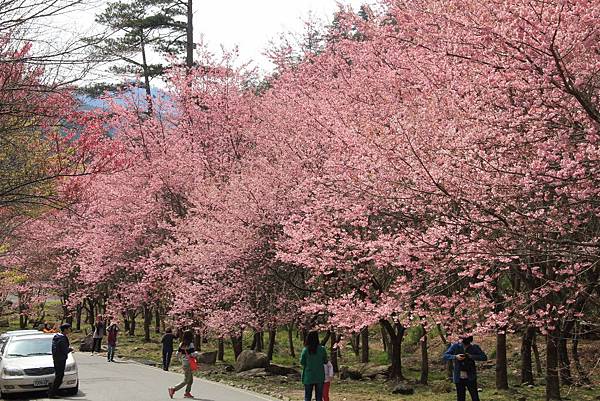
[106,321,119,362]
[49,323,73,399]
[168,330,200,399]
[92,315,106,355]
[443,335,488,401]
[161,327,176,371]
[300,331,328,401]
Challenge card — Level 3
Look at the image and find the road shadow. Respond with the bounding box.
[2,389,88,400]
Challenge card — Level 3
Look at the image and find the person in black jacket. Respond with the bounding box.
[161,327,176,371]
[49,323,73,398]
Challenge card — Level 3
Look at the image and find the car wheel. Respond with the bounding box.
[65,383,79,396]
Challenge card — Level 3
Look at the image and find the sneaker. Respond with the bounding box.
[168,388,175,399]
[184,393,194,399]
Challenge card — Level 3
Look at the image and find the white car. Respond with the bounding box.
[0,333,78,397]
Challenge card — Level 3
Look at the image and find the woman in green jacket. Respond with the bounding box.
[300,331,328,401]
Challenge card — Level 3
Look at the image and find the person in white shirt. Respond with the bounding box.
[323,360,334,401]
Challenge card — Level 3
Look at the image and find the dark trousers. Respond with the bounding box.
[92,337,102,352]
[304,382,324,401]
[50,359,66,395]
[162,349,173,370]
[456,379,480,401]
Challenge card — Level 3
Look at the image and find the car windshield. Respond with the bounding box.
[5,337,52,358]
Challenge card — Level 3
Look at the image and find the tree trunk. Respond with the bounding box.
[128,310,136,336]
[521,326,535,385]
[330,330,339,373]
[154,305,161,334]
[437,324,453,381]
[186,0,194,69]
[419,324,428,385]
[381,323,388,353]
[320,331,331,346]
[496,331,509,389]
[267,329,277,361]
[194,333,202,352]
[75,305,82,331]
[572,325,590,385]
[558,336,573,385]
[231,334,243,360]
[361,327,369,363]
[143,305,152,342]
[251,331,263,351]
[546,333,562,400]
[217,338,225,361]
[288,324,296,358]
[381,320,405,380]
[532,331,543,377]
[123,313,130,333]
[350,333,360,358]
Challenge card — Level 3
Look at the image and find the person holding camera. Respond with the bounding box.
[443,335,487,401]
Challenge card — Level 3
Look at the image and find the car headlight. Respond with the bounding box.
[3,367,24,376]
[65,363,77,373]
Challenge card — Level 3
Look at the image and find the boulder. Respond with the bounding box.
[235,350,269,372]
[339,365,362,380]
[236,368,269,378]
[266,364,299,376]
[79,334,93,352]
[197,351,217,365]
[392,383,415,395]
[362,365,390,379]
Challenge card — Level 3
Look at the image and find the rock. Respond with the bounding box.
[235,350,269,372]
[431,380,453,394]
[224,364,235,372]
[362,365,390,379]
[339,366,362,380]
[236,368,269,378]
[0,319,9,327]
[197,351,217,365]
[266,364,299,376]
[79,334,93,352]
[392,383,415,395]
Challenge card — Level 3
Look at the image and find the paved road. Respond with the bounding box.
[7,354,277,401]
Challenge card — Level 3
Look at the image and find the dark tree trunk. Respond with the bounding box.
[572,325,590,385]
[496,332,509,389]
[217,338,225,361]
[330,330,339,373]
[532,332,543,377]
[546,333,562,400]
[128,310,136,336]
[123,313,130,333]
[437,324,453,381]
[288,324,296,358]
[143,305,152,342]
[267,329,277,361]
[419,324,428,385]
[75,305,82,331]
[231,334,243,360]
[558,336,573,385]
[320,331,331,346]
[154,305,161,334]
[186,0,194,68]
[361,327,369,363]
[350,333,360,358]
[381,323,388,353]
[381,320,405,380]
[521,326,535,385]
[251,331,263,352]
[194,333,202,352]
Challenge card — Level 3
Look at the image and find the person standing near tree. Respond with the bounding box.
[92,315,106,355]
[106,321,119,362]
[300,331,328,401]
[323,359,334,401]
[48,323,73,399]
[161,327,176,371]
[168,330,199,399]
[443,335,488,401]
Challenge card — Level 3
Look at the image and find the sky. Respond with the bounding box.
[49,0,378,82]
